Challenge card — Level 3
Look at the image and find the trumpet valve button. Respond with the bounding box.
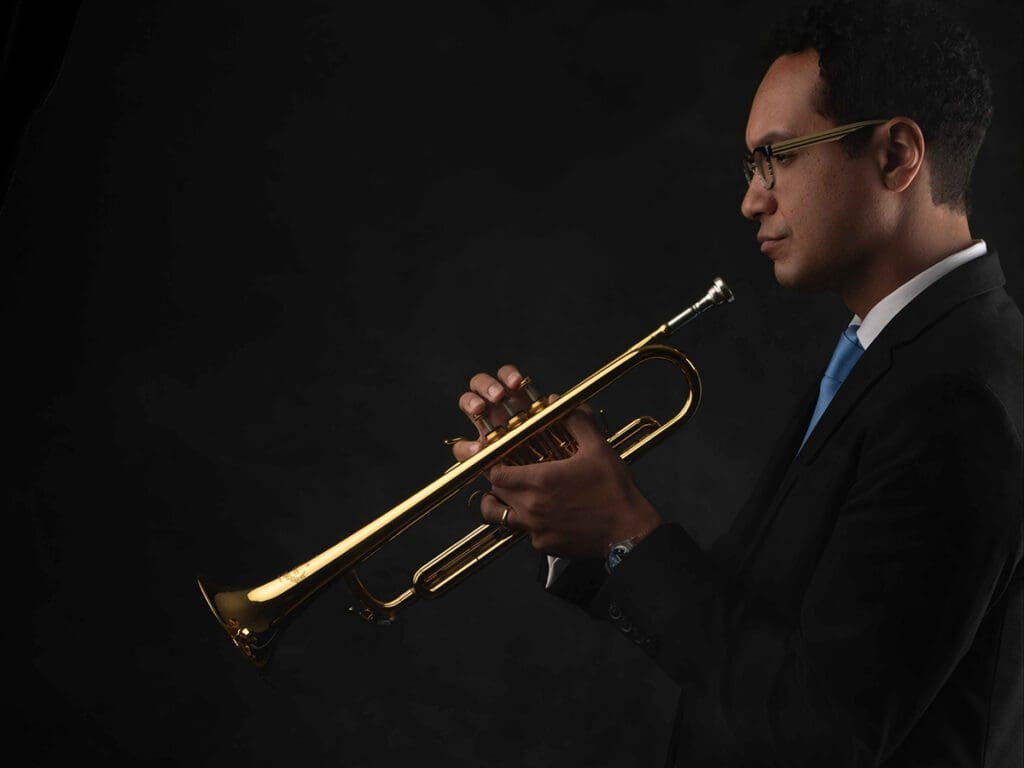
[472,413,495,433]
[519,377,542,403]
[485,426,506,443]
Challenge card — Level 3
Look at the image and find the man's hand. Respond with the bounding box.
[452,365,663,558]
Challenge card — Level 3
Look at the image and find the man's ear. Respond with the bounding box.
[878,117,925,193]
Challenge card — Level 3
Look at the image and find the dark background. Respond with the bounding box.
[4,1,1021,766]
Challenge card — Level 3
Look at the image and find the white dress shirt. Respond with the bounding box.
[854,239,986,348]
[544,239,988,589]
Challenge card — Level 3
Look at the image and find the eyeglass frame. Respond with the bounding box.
[743,119,888,190]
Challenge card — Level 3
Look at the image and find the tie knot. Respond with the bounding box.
[824,325,865,384]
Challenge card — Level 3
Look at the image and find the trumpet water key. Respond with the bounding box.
[198,278,734,668]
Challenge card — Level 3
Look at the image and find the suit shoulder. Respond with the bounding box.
[890,287,1022,434]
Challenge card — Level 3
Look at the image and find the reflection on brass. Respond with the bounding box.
[197,278,734,668]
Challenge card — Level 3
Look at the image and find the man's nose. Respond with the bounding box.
[741,180,777,220]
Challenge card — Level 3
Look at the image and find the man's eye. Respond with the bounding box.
[773,153,793,165]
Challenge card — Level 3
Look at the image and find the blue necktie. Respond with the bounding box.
[798,324,864,452]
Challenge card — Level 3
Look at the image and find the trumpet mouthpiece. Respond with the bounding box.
[666,277,734,334]
[708,277,734,306]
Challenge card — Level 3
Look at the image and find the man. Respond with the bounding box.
[451,0,1022,764]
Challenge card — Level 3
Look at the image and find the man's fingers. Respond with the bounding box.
[458,391,492,437]
[559,405,605,446]
[496,365,523,390]
[453,365,562,463]
[469,372,510,404]
[450,437,483,462]
[479,491,521,531]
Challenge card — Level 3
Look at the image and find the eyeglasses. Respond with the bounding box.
[743,119,887,190]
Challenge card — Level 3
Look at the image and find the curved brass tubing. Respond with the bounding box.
[197,278,734,668]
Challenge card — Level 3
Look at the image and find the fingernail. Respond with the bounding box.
[507,372,521,387]
[469,396,484,411]
[488,384,503,399]
[468,442,481,454]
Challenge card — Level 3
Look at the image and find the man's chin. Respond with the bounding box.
[772,258,827,294]
[772,258,801,289]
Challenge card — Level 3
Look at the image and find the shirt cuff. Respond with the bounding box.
[545,555,571,588]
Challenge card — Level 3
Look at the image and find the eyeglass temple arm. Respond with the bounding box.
[769,119,887,154]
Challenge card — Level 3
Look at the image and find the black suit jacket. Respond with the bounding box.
[551,251,1023,767]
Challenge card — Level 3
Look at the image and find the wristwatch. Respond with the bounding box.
[605,537,638,573]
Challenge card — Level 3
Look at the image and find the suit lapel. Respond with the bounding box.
[792,342,893,466]
[714,383,817,571]
[793,249,1006,468]
[729,250,1007,574]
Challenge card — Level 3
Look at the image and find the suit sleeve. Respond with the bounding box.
[585,374,1023,764]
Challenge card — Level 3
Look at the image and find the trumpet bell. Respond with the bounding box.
[198,577,278,668]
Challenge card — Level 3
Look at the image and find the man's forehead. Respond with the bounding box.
[745,50,827,148]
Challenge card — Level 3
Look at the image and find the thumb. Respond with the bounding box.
[560,405,606,449]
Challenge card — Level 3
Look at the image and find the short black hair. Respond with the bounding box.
[765,0,993,213]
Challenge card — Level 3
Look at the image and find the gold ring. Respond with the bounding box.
[500,506,511,528]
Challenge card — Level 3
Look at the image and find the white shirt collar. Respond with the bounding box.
[851,239,987,349]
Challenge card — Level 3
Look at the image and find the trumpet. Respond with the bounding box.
[198,278,734,668]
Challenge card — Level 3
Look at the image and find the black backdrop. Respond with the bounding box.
[4,1,1021,766]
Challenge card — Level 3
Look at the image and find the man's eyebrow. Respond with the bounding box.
[747,131,793,149]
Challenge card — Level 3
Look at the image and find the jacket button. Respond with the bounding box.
[608,602,623,620]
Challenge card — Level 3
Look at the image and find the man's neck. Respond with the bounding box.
[841,206,974,318]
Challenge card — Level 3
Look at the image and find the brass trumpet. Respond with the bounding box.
[198,278,734,668]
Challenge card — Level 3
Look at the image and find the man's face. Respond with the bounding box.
[741,50,883,294]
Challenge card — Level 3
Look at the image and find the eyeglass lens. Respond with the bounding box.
[743,150,774,189]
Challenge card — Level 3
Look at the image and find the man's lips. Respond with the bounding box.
[758,234,786,254]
